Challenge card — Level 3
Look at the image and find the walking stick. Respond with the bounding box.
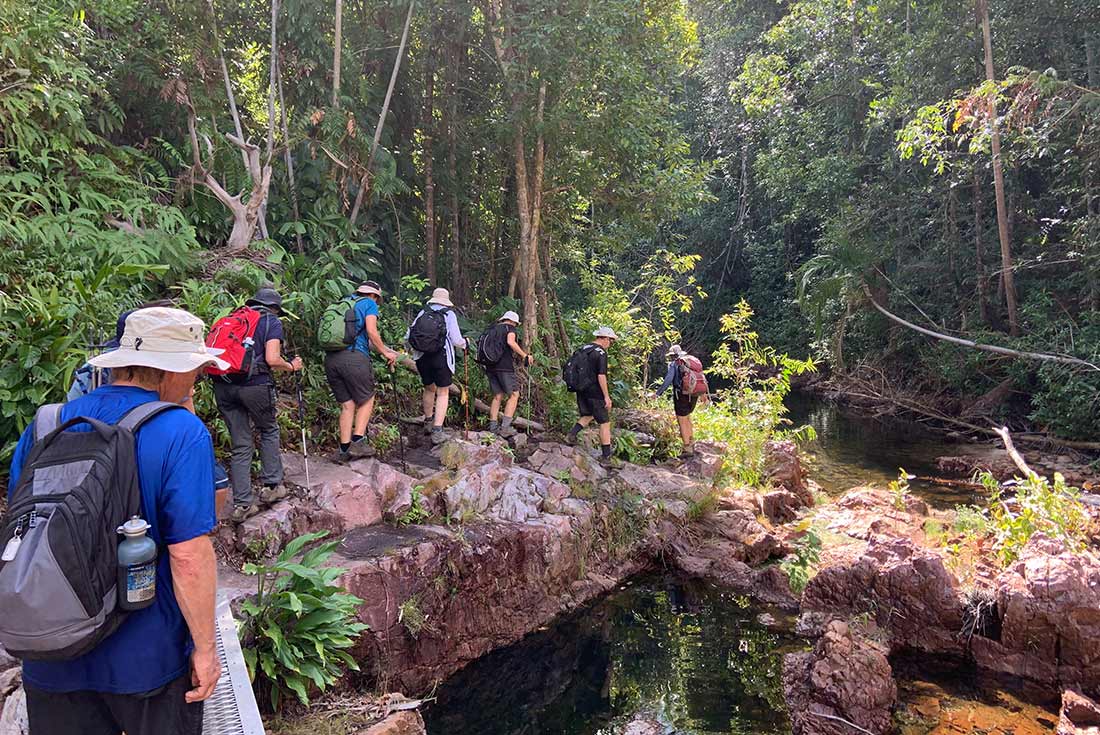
[294,368,311,492]
[462,347,471,440]
[389,363,407,473]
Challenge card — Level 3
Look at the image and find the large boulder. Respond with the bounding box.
[616,464,709,504]
[783,620,897,735]
[0,686,27,735]
[802,537,965,655]
[356,710,426,735]
[675,441,726,480]
[813,487,930,544]
[762,489,806,524]
[443,462,569,523]
[765,440,811,503]
[525,443,607,486]
[236,500,344,556]
[435,437,513,470]
[971,535,1100,689]
[349,458,419,521]
[1059,689,1100,735]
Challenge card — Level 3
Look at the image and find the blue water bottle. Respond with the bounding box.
[117,516,157,611]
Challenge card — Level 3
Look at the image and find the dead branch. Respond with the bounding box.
[993,426,1040,481]
[348,0,416,227]
[104,215,144,235]
[807,711,876,735]
[863,285,1100,371]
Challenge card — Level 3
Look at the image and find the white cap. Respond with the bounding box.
[593,326,619,341]
[499,310,520,324]
[428,287,454,307]
[666,344,687,358]
[88,307,230,373]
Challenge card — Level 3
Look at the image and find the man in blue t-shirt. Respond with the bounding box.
[323,281,399,463]
[211,287,303,520]
[7,307,225,735]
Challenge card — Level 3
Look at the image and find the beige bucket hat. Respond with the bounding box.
[593,326,619,341]
[666,344,687,359]
[428,288,454,307]
[499,310,520,324]
[88,307,230,373]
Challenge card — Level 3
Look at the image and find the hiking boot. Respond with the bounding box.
[348,440,377,458]
[230,503,260,523]
[565,430,580,446]
[430,427,448,445]
[329,448,352,464]
[498,418,518,438]
[488,420,500,433]
[260,484,289,504]
[680,444,696,459]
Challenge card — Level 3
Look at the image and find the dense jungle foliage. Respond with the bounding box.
[1,0,1099,459]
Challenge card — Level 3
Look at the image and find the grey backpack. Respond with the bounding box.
[0,401,179,660]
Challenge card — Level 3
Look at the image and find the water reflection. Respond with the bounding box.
[786,393,976,508]
[424,578,803,735]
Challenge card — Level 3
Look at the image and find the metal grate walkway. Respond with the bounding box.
[203,594,266,735]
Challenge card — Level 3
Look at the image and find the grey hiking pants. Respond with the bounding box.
[213,381,283,505]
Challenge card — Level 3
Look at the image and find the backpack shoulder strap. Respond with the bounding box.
[118,401,183,432]
[34,403,64,443]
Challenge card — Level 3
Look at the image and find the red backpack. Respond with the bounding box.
[677,355,709,396]
[205,307,263,378]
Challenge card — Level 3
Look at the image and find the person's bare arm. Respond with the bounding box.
[265,339,302,372]
[598,374,612,409]
[506,332,531,364]
[169,535,220,703]
[365,315,398,365]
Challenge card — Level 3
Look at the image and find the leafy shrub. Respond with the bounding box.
[612,431,654,464]
[955,471,1090,565]
[239,532,368,710]
[781,527,822,595]
[396,486,430,526]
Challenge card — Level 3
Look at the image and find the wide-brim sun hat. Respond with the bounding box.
[593,326,619,341]
[666,344,687,359]
[88,307,230,373]
[499,310,520,324]
[428,287,454,307]
[246,286,283,313]
[356,281,382,298]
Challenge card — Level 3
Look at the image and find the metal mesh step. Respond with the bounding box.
[203,594,265,734]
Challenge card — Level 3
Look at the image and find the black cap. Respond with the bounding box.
[246,286,283,312]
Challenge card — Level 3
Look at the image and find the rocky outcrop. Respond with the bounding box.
[812,486,930,543]
[525,442,608,485]
[971,535,1100,690]
[802,537,965,654]
[783,620,897,735]
[0,645,22,734]
[619,715,666,735]
[616,464,709,504]
[765,439,812,503]
[235,499,344,556]
[443,462,570,522]
[357,710,426,735]
[1059,689,1100,735]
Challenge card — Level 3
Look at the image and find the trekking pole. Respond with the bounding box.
[527,357,533,431]
[462,346,471,440]
[390,363,407,473]
[294,367,311,492]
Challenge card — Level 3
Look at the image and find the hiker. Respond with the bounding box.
[210,286,303,521]
[405,287,468,444]
[4,307,224,734]
[655,344,709,458]
[322,280,400,462]
[564,326,618,462]
[477,310,533,437]
[67,300,175,400]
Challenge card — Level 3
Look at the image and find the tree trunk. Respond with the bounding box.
[971,171,990,326]
[423,57,437,284]
[446,72,461,302]
[947,187,964,330]
[977,0,1020,336]
[332,0,342,107]
[274,10,304,253]
[348,0,415,227]
[1085,32,1098,89]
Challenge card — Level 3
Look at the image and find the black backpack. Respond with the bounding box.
[0,401,181,661]
[475,324,509,367]
[563,345,597,393]
[408,305,451,353]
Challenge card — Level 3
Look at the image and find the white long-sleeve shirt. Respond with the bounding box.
[405,304,467,373]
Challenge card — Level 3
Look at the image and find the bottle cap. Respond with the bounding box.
[117,516,150,537]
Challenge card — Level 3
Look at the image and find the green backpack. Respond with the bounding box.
[318,296,366,352]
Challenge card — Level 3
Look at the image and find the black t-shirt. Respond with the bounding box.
[582,344,608,394]
[490,323,517,373]
[242,310,284,386]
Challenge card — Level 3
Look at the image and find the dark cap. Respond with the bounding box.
[246,286,283,312]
